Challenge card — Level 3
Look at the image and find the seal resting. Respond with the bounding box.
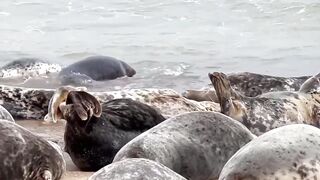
[113,112,255,180]
[209,72,320,135]
[58,56,136,85]
[51,87,165,171]
[219,124,320,180]
[0,120,65,180]
[88,158,187,180]
[0,105,14,122]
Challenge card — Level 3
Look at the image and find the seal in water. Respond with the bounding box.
[219,124,320,180]
[113,112,255,180]
[208,72,320,135]
[0,120,65,180]
[51,87,165,171]
[183,72,311,102]
[58,56,136,85]
[89,158,187,180]
[0,105,14,122]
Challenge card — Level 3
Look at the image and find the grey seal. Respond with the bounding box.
[0,105,14,122]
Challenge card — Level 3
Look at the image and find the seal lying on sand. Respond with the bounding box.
[183,72,311,102]
[208,72,320,135]
[0,105,14,122]
[89,158,187,180]
[0,120,65,180]
[58,56,136,85]
[51,88,165,171]
[219,124,320,180]
[113,112,255,180]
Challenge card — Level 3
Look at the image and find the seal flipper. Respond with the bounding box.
[299,73,320,93]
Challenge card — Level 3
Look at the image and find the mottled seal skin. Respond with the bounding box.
[0,120,65,180]
[219,124,320,180]
[89,158,187,180]
[209,72,320,135]
[58,56,136,85]
[53,89,165,171]
[0,105,14,122]
[113,112,255,180]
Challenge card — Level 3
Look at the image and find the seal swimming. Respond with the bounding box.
[89,158,187,180]
[219,124,320,180]
[58,56,136,85]
[0,120,65,180]
[50,87,166,171]
[113,112,255,180]
[208,72,320,135]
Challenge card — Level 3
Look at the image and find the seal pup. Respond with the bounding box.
[113,112,255,180]
[0,105,14,122]
[58,56,136,85]
[52,88,165,171]
[0,120,65,180]
[88,158,186,180]
[208,72,320,135]
[219,124,320,180]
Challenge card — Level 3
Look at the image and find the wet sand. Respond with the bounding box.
[16,120,94,180]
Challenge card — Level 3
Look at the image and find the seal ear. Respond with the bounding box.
[66,91,102,121]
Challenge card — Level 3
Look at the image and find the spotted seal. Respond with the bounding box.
[0,120,65,180]
[89,158,186,180]
[208,72,320,135]
[113,112,255,180]
[58,56,136,85]
[219,124,320,180]
[51,88,165,171]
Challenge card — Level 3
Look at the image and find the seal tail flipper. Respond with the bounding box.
[299,73,320,93]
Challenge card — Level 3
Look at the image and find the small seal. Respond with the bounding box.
[58,56,136,85]
[219,124,320,180]
[0,120,65,180]
[208,72,320,135]
[88,158,187,180]
[113,112,255,180]
[0,105,14,122]
[50,87,165,171]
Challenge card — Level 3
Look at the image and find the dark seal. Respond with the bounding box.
[88,158,187,180]
[0,120,65,180]
[51,88,165,171]
[113,112,255,180]
[219,124,320,180]
[58,56,136,85]
[209,72,320,135]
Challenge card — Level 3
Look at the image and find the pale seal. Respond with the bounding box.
[208,72,320,135]
[88,158,187,180]
[219,124,320,180]
[0,120,65,180]
[0,105,14,122]
[113,112,255,180]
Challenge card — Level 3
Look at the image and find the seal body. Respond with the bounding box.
[58,56,136,85]
[89,158,186,180]
[113,112,255,180]
[209,72,320,135]
[0,105,14,122]
[219,124,320,180]
[0,120,65,180]
[60,91,165,171]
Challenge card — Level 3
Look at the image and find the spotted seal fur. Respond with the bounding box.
[89,158,187,180]
[113,112,255,180]
[219,124,320,180]
[209,72,320,135]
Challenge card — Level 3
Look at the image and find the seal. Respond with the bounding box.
[0,105,14,122]
[51,88,166,171]
[183,72,311,102]
[113,112,255,180]
[88,158,187,180]
[58,56,136,85]
[0,120,66,180]
[208,72,320,135]
[219,124,320,180]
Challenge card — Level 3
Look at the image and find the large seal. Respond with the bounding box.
[208,72,320,135]
[89,158,187,180]
[50,88,165,171]
[0,105,14,122]
[58,56,136,85]
[0,120,65,180]
[219,124,320,180]
[113,112,255,180]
